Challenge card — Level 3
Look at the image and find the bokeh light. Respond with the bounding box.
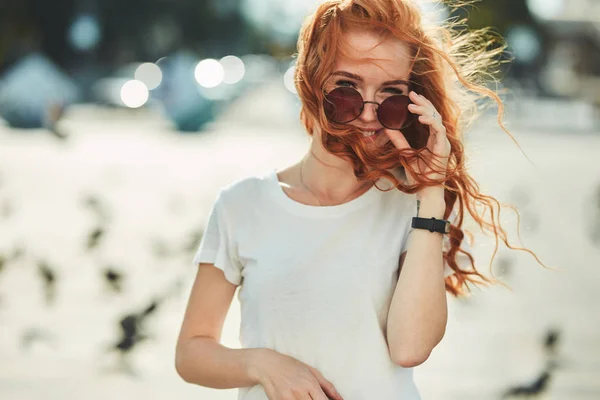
[134,63,163,90]
[68,13,102,51]
[219,56,245,84]
[506,25,542,64]
[194,59,224,88]
[283,65,297,94]
[526,0,564,20]
[120,80,149,108]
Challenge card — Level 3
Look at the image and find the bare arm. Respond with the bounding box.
[176,335,265,388]
[175,263,263,388]
[175,264,344,400]
[386,188,448,368]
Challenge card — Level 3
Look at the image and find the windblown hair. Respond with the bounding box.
[294,0,550,296]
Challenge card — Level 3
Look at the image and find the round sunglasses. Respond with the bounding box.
[323,86,413,130]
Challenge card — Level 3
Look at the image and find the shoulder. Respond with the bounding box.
[216,169,274,211]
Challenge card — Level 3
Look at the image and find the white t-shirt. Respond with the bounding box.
[193,168,466,400]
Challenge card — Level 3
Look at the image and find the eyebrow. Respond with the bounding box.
[331,71,411,87]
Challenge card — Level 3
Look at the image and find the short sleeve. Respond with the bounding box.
[193,192,243,286]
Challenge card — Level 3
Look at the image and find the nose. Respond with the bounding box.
[358,101,378,124]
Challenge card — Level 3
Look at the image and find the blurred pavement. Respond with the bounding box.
[0,78,599,399]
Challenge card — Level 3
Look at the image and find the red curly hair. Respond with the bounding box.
[293,0,551,297]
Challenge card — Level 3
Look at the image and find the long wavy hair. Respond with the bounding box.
[293,0,551,297]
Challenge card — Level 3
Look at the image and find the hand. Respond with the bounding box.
[252,348,344,400]
[385,91,451,190]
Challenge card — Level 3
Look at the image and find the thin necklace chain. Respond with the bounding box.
[299,158,372,206]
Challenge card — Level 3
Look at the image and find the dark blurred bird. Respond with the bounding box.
[20,327,57,352]
[114,314,146,354]
[110,297,164,363]
[0,254,6,275]
[82,195,110,222]
[151,238,172,259]
[102,268,124,293]
[86,226,105,250]
[0,246,24,276]
[141,299,159,318]
[182,228,203,254]
[501,327,564,398]
[501,370,552,398]
[36,260,57,305]
[590,183,600,246]
[543,327,561,359]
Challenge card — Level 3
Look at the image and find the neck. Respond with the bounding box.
[300,131,372,202]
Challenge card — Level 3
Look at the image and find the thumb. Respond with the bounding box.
[384,129,411,151]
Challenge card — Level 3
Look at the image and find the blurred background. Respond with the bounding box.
[1,0,599,399]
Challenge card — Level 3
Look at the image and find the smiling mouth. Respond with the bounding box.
[362,130,378,137]
[361,129,383,142]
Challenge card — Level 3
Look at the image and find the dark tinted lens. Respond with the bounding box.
[324,87,363,124]
[378,95,410,129]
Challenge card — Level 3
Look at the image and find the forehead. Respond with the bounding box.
[333,28,412,81]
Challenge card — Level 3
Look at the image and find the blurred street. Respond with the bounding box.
[1,77,599,399]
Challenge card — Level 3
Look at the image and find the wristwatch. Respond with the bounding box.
[411,216,451,234]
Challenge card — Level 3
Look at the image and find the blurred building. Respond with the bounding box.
[527,0,600,104]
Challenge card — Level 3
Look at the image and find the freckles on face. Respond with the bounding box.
[329,28,413,149]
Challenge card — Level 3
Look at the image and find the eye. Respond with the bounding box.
[334,79,357,88]
[383,87,406,95]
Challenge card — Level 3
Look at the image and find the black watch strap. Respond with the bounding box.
[411,216,451,234]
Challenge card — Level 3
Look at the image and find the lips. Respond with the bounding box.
[361,129,383,142]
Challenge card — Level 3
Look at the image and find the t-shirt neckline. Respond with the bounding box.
[267,168,381,218]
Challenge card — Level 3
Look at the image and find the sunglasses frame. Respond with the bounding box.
[323,86,414,131]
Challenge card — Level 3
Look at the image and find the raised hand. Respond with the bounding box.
[385,91,451,187]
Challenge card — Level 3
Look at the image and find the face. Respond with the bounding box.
[323,28,413,148]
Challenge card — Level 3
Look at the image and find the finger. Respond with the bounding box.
[409,91,435,109]
[418,115,447,135]
[309,368,344,400]
[408,100,441,123]
[384,129,411,150]
[409,90,428,106]
[407,104,431,116]
[308,388,329,400]
[410,90,435,108]
[319,382,343,400]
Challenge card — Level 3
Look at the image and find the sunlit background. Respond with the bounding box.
[1,0,599,399]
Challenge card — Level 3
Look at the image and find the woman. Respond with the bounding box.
[175,0,546,399]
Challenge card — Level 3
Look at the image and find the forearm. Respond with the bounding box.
[387,189,448,366]
[176,336,264,389]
